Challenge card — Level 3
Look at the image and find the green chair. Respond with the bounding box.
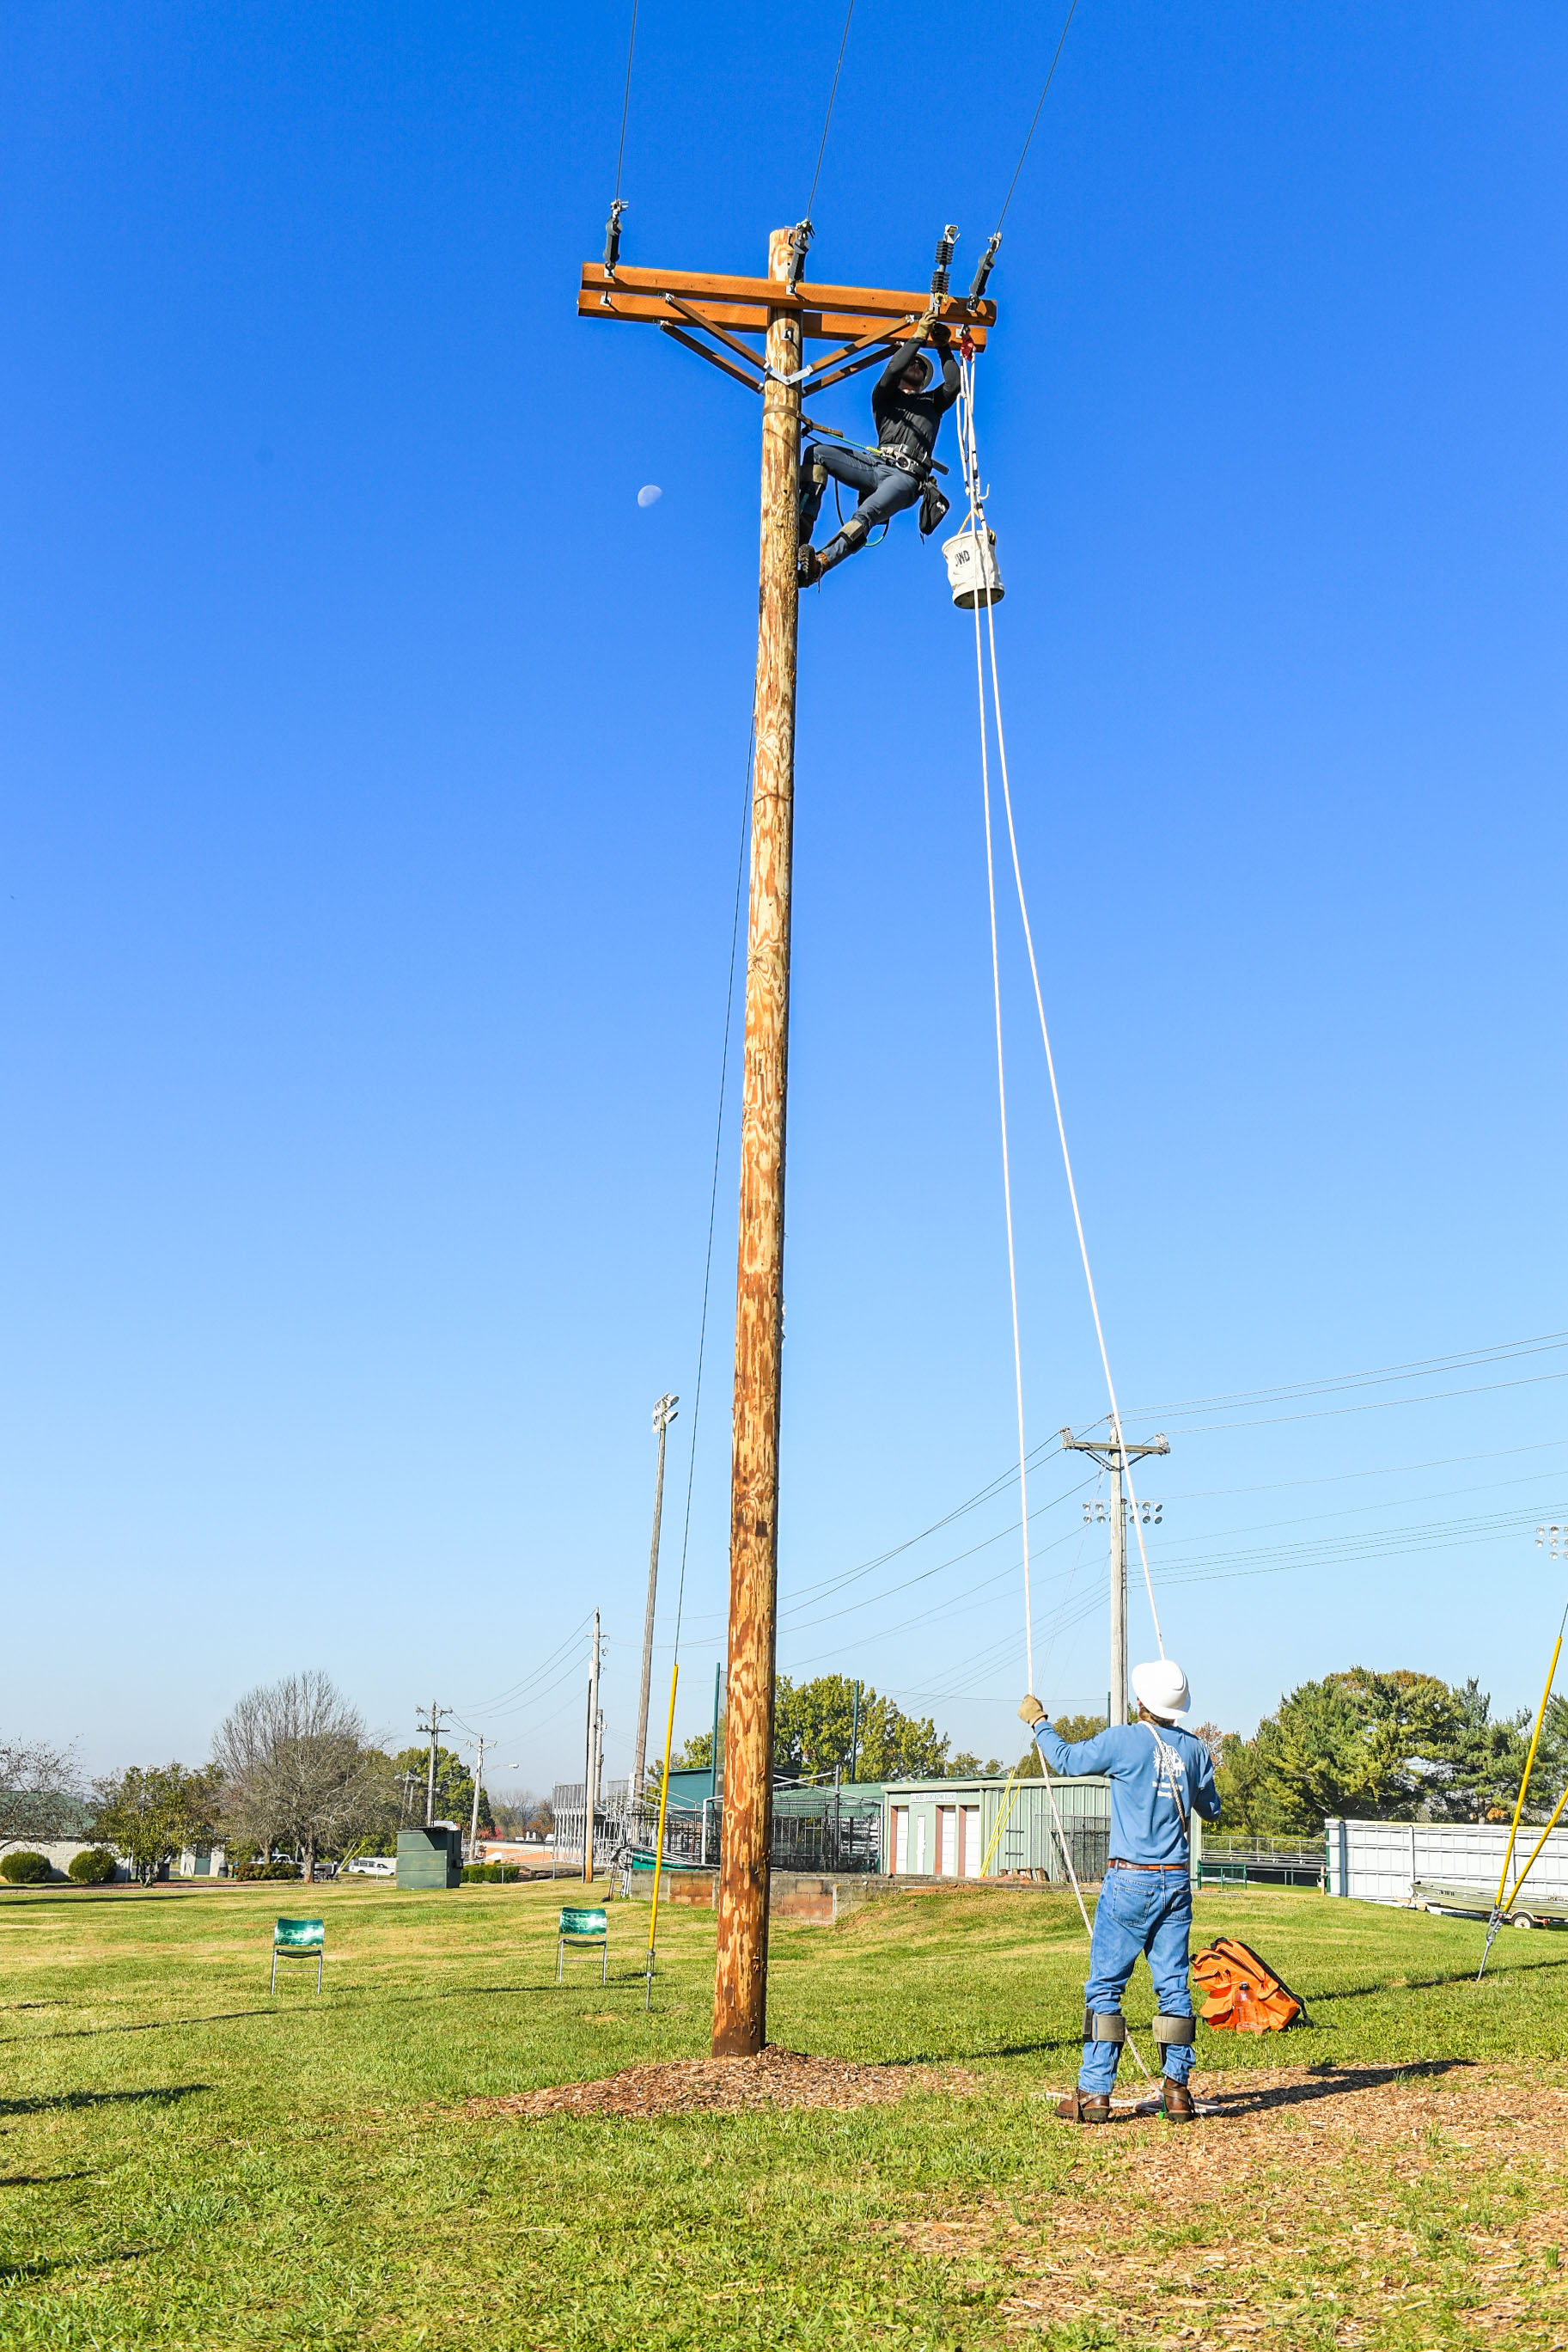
[557,1905,608,1985]
[272,1916,325,1993]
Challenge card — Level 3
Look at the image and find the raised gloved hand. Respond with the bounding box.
[1017,1694,1046,1727]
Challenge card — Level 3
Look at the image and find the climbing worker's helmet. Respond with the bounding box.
[900,351,933,388]
[1131,1659,1190,1719]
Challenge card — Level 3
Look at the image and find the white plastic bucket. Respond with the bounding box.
[943,525,1005,608]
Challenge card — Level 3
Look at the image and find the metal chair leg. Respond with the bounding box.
[316,1952,323,1992]
[557,1940,563,1983]
[601,1946,607,1986]
[271,1952,278,1994]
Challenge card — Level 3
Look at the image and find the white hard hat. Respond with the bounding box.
[1131,1659,1190,1718]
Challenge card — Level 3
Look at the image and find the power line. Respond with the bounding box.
[1132,1329,1568,1421]
[991,0,1081,234]
[612,0,640,208]
[803,0,856,226]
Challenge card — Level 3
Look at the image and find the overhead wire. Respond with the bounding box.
[990,0,1081,235]
[803,0,857,226]
[611,0,640,211]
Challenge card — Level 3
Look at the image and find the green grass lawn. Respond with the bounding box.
[3,1875,1565,2348]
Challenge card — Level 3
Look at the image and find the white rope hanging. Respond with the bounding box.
[956,353,1166,1659]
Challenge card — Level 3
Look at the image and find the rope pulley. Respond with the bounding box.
[930,223,960,299]
[602,198,627,278]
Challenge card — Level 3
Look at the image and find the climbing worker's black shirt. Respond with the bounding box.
[870,335,961,469]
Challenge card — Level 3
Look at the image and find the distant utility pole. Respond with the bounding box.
[582,1610,602,1885]
[415,1701,451,1826]
[631,1393,680,1798]
[467,1734,487,1859]
[849,1680,862,1784]
[1060,1427,1170,1724]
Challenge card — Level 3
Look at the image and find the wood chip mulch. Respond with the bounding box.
[470,2044,972,2120]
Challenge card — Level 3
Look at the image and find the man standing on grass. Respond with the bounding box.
[1018,1659,1220,2125]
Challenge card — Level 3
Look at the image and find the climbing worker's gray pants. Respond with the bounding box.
[800,443,921,559]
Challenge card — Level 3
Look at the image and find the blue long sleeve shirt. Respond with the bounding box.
[1034,1720,1221,1866]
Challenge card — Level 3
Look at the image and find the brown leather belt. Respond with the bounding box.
[1107,1857,1189,1872]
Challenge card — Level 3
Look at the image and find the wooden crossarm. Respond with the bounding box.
[579,265,991,351]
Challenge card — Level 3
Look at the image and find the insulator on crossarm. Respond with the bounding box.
[930,223,960,298]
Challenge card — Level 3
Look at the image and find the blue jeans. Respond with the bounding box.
[1080,1864,1195,2093]
[798,442,920,555]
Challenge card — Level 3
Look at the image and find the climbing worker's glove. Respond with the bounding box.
[1018,1694,1046,1728]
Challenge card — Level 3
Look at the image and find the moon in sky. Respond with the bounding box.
[637,484,662,508]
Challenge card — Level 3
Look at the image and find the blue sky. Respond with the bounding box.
[3,3,1566,1793]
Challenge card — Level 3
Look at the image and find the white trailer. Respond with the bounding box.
[1324,1816,1568,1923]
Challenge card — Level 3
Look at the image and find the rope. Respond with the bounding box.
[957,356,1165,1659]
[973,526,1034,1692]
[612,0,640,208]
[804,0,856,224]
[991,0,1081,235]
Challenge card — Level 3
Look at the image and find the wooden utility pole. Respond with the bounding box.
[712,225,802,2054]
[1059,1429,1169,1722]
[579,225,996,2057]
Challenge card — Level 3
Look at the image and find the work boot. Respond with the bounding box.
[797,545,824,588]
[1160,2077,1196,2123]
[1056,2087,1111,2124]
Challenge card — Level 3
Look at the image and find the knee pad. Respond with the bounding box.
[1083,2007,1126,2043]
[802,449,828,490]
[1152,2012,1195,2046]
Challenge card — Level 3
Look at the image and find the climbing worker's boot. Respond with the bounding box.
[800,513,869,587]
[797,544,824,588]
[1160,2078,1196,2124]
[1056,2087,1111,2124]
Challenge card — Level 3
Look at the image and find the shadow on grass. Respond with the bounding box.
[1211,2057,1473,2115]
[1307,1955,1568,2001]
[0,2246,148,2283]
[0,2084,207,2120]
[0,2009,280,2047]
[0,2171,97,2189]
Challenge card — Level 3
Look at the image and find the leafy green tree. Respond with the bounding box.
[948,1752,1004,1778]
[92,1763,223,1881]
[391,1744,493,1835]
[1213,1669,1533,1833]
[770,1676,950,1782]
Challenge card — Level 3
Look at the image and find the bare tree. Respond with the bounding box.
[0,1734,82,1854]
[213,1672,394,1883]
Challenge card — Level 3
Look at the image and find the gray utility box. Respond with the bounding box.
[397,1825,463,1889]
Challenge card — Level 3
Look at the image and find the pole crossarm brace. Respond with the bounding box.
[580,262,992,394]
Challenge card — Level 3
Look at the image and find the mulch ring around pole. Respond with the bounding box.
[470,2045,979,2121]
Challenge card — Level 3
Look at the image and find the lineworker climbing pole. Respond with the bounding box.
[1019,1661,1221,2124]
[796,321,959,587]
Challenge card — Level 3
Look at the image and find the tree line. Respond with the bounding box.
[0,1673,553,1884]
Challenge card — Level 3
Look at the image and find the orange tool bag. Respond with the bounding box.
[1190,1936,1308,2032]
